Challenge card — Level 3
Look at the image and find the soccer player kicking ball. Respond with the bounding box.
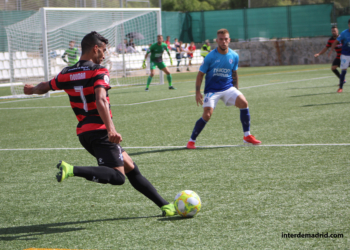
[23,31,176,217]
[143,34,176,91]
[186,29,261,149]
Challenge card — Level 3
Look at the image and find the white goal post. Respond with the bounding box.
[5,7,164,98]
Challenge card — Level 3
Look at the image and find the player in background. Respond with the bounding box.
[62,40,79,66]
[187,41,196,71]
[23,31,176,217]
[145,43,152,75]
[200,40,211,59]
[175,41,184,72]
[165,36,171,50]
[314,26,344,83]
[329,19,350,93]
[142,35,175,91]
[172,38,180,51]
[186,29,261,149]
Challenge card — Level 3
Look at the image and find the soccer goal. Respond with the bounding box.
[5,7,163,98]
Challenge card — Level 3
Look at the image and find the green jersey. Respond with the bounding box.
[62,47,79,66]
[148,42,169,63]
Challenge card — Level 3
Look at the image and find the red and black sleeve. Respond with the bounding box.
[326,37,333,48]
[49,75,61,91]
[93,68,111,90]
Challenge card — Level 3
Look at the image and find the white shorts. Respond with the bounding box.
[203,87,243,109]
[340,55,350,70]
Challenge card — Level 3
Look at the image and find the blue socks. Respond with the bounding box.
[340,70,347,89]
[191,108,251,141]
[240,108,250,133]
[190,117,207,141]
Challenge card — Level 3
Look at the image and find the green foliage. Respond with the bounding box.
[156,0,350,11]
[160,0,215,11]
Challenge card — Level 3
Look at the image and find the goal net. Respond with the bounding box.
[5,7,163,98]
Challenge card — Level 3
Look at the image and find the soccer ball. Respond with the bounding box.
[174,190,201,217]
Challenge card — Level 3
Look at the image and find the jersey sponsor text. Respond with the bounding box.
[70,72,86,81]
[213,68,230,77]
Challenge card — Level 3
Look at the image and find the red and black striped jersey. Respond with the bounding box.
[326,36,342,59]
[49,60,111,135]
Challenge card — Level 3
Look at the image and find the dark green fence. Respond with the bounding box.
[336,15,350,33]
[163,4,334,43]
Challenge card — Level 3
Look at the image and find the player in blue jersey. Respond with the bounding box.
[329,19,350,93]
[186,29,261,149]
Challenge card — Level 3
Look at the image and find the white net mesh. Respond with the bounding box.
[5,8,163,98]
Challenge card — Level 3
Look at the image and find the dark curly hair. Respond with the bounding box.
[81,31,109,55]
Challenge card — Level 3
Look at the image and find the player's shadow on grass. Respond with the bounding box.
[290,92,338,98]
[302,101,350,107]
[0,215,160,241]
[286,85,336,90]
[128,147,187,156]
[158,217,193,221]
[127,146,234,156]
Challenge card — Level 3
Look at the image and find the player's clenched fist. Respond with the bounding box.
[108,131,122,144]
[23,84,35,95]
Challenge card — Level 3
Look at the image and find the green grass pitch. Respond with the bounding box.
[0,64,349,249]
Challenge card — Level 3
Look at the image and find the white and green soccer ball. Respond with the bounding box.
[174,190,201,217]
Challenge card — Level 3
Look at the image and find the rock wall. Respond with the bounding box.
[198,37,336,67]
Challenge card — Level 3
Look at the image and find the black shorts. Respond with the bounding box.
[78,130,125,168]
[332,58,340,67]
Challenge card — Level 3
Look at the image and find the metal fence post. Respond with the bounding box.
[287,6,292,39]
[243,8,248,41]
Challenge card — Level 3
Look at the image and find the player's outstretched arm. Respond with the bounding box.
[195,71,205,106]
[143,52,149,68]
[95,87,122,144]
[61,52,68,63]
[314,47,328,57]
[328,40,339,57]
[232,70,239,89]
[167,50,173,65]
[23,82,50,95]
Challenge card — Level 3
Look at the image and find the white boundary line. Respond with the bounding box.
[0,105,71,110]
[0,143,349,151]
[0,76,333,110]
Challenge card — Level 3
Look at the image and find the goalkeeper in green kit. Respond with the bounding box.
[143,35,176,91]
[62,40,79,66]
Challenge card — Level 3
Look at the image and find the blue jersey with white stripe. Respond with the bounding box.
[337,29,350,56]
[199,48,239,94]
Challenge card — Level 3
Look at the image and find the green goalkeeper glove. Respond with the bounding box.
[142,60,146,69]
[170,57,173,66]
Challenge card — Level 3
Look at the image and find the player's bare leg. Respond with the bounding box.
[187,58,192,71]
[235,95,261,145]
[162,67,175,89]
[122,151,176,216]
[202,107,213,122]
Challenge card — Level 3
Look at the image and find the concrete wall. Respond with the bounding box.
[198,37,335,67]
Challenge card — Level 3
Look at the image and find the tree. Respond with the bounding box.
[153,0,350,11]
